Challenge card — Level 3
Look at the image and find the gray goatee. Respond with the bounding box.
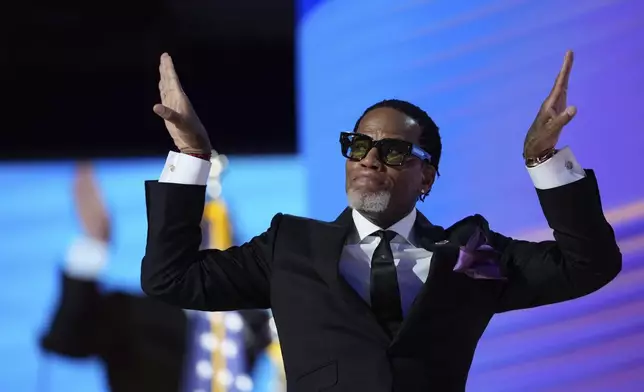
[347,190,391,213]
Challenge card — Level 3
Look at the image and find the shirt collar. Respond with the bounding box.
[351,208,417,243]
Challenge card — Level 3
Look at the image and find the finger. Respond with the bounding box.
[543,51,573,108]
[161,53,183,92]
[74,162,94,201]
[548,105,577,130]
[550,50,574,96]
[158,81,167,105]
[153,104,183,125]
[74,161,97,190]
[159,53,168,85]
[76,161,93,176]
[73,162,106,222]
[159,65,165,86]
[560,50,574,90]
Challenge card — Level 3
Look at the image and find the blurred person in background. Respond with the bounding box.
[40,162,272,392]
[40,162,188,392]
[141,51,621,391]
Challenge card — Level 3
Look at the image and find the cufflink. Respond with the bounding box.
[169,164,175,172]
[565,161,573,170]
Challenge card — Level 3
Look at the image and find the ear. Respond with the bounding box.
[420,164,436,193]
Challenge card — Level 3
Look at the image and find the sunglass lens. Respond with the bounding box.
[349,138,371,160]
[342,134,372,160]
[381,140,409,166]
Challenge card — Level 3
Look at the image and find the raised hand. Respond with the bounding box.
[153,53,212,154]
[523,50,577,159]
[74,162,111,243]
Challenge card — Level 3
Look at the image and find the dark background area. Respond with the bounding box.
[4,0,295,159]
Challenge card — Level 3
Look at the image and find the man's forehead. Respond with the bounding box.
[358,108,420,140]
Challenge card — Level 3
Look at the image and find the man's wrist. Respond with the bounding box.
[185,152,212,161]
[180,149,212,161]
[160,151,212,185]
[525,148,557,168]
[525,146,586,189]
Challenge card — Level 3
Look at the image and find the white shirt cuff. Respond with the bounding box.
[526,146,586,190]
[64,236,109,280]
[159,151,212,186]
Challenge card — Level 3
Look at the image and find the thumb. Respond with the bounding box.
[550,105,577,130]
[153,104,183,126]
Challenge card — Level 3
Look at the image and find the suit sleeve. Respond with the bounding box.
[39,272,102,357]
[141,180,281,311]
[492,170,622,312]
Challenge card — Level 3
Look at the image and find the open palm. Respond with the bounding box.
[523,50,578,158]
[153,53,212,154]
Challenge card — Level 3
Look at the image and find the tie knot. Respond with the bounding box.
[376,230,397,242]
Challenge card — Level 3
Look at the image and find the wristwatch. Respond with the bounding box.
[525,148,557,168]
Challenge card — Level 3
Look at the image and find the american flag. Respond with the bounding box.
[182,174,254,392]
[182,310,254,392]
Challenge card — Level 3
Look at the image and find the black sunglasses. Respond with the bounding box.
[339,132,432,167]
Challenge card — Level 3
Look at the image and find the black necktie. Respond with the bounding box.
[370,230,403,337]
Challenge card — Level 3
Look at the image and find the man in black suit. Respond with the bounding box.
[142,51,621,391]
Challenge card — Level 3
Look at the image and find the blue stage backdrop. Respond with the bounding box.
[0,156,305,392]
[297,0,644,391]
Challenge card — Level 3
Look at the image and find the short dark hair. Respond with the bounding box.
[353,99,442,174]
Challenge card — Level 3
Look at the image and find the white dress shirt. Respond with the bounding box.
[339,208,430,316]
[115,147,583,311]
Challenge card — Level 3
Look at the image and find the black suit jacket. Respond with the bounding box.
[40,272,188,392]
[141,171,621,392]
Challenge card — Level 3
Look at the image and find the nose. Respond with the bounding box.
[359,147,382,169]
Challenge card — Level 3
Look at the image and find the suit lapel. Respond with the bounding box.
[392,213,497,348]
[392,211,450,345]
[308,209,351,292]
[309,208,391,344]
[413,211,451,283]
